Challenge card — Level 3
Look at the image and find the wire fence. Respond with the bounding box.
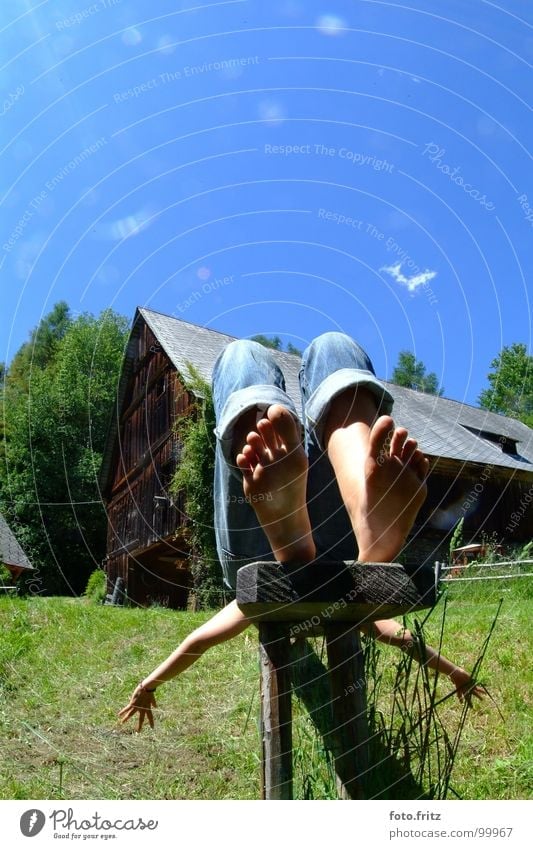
[438,558,533,586]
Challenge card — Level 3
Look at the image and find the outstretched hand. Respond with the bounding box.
[118,686,157,732]
[449,668,486,704]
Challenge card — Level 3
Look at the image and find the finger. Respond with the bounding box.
[147,709,154,729]
[119,707,135,724]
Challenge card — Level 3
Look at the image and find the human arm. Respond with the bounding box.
[118,600,250,731]
[360,618,485,703]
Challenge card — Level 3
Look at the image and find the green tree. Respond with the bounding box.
[8,301,71,390]
[0,364,6,464]
[0,308,129,595]
[391,351,443,395]
[251,334,302,356]
[286,342,303,356]
[171,365,224,609]
[479,343,533,427]
[251,334,282,350]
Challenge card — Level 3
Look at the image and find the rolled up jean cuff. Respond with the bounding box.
[305,368,395,451]
[214,384,300,479]
[219,549,276,594]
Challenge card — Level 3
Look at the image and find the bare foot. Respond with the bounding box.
[328,415,429,562]
[235,405,316,563]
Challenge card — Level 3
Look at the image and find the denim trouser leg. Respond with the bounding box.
[212,340,300,592]
[212,334,394,591]
[299,332,395,562]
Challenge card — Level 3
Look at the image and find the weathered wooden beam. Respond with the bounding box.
[258,622,293,800]
[239,560,437,801]
[237,560,437,624]
[289,637,426,799]
[324,624,369,799]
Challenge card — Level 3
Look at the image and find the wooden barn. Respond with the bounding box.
[99,308,533,608]
[0,511,34,584]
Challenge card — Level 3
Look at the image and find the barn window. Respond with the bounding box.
[155,376,166,398]
[460,425,518,456]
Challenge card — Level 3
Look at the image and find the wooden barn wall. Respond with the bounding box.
[404,464,533,568]
[105,319,193,593]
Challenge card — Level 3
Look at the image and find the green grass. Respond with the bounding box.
[0,583,531,800]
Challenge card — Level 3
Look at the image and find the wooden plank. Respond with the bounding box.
[289,636,425,799]
[324,625,369,800]
[258,622,293,800]
[237,560,436,623]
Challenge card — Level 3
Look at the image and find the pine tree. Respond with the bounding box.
[391,351,443,395]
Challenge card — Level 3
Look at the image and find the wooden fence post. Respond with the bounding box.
[324,624,369,799]
[237,560,437,800]
[258,622,293,799]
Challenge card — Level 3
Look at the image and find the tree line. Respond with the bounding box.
[1,305,531,596]
[0,303,128,594]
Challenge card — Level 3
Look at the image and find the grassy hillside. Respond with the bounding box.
[0,580,531,800]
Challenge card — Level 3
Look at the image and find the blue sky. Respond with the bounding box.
[1,0,531,406]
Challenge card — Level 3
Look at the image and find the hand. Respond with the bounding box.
[449,668,486,704]
[118,685,157,732]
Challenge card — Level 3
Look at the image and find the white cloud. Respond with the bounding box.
[315,15,347,36]
[97,206,158,241]
[380,262,437,293]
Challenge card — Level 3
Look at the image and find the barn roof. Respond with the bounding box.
[99,307,533,492]
[0,512,33,571]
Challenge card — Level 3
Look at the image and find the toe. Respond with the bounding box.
[247,431,270,465]
[267,405,301,450]
[236,450,253,478]
[411,449,430,481]
[257,418,280,453]
[401,437,418,464]
[368,415,394,461]
[390,427,408,458]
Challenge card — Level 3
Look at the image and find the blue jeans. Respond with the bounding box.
[212,332,394,592]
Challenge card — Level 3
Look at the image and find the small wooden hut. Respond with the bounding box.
[0,512,34,584]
